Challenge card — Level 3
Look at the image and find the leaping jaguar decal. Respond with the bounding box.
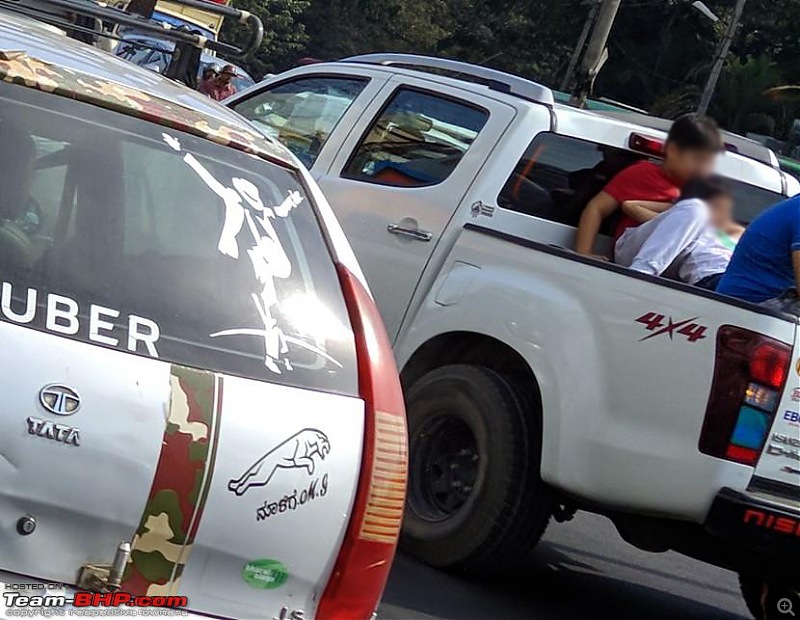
[228,428,331,497]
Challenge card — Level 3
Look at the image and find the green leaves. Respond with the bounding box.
[222,0,800,139]
[221,0,310,78]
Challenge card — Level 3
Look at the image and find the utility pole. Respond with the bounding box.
[560,0,600,92]
[571,0,621,108]
[698,0,747,115]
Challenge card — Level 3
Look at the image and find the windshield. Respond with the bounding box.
[0,83,356,394]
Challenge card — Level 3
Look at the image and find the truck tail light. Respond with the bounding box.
[699,326,791,467]
[317,264,408,620]
[629,133,665,157]
[750,342,790,388]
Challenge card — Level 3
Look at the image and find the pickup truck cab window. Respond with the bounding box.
[499,132,786,232]
[230,76,368,168]
[342,88,489,187]
[498,132,643,230]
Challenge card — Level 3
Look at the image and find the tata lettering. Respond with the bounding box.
[26,416,80,446]
[0,283,160,357]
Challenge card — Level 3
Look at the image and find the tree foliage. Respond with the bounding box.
[713,57,780,133]
[301,0,452,59]
[220,0,309,77]
[226,0,800,138]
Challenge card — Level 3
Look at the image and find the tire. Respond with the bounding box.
[740,573,800,620]
[400,364,553,573]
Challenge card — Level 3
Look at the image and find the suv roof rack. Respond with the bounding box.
[0,0,262,85]
[342,53,555,107]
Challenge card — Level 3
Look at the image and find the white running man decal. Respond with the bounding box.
[162,133,337,374]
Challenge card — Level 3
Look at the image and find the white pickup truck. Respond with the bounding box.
[228,54,800,618]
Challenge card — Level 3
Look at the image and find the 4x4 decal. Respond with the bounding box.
[636,312,708,343]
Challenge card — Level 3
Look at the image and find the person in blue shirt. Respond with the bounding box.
[716,195,800,304]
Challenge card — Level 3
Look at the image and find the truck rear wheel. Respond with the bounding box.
[740,573,800,620]
[401,364,552,573]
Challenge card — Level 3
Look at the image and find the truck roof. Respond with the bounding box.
[552,103,794,196]
[343,53,555,106]
[332,55,795,196]
[596,109,779,168]
[0,9,295,166]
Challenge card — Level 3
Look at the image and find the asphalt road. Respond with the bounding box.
[380,512,751,620]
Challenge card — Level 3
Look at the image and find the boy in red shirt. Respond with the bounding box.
[575,114,723,258]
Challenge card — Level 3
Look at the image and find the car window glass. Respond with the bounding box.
[28,136,71,237]
[343,88,489,187]
[498,133,642,229]
[231,76,368,168]
[499,132,784,228]
[729,181,786,224]
[117,43,152,65]
[0,84,357,395]
[145,50,170,74]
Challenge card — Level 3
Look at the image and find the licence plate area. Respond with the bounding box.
[706,488,800,560]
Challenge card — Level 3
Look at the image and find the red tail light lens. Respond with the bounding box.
[317,264,408,620]
[750,342,790,388]
[699,326,792,466]
[629,133,665,157]
[725,445,759,466]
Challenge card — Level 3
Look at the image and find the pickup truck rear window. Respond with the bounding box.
[499,132,785,228]
[0,83,357,395]
[343,88,489,187]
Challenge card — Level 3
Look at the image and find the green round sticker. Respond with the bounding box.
[242,559,289,590]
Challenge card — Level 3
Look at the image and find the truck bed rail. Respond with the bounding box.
[463,222,797,323]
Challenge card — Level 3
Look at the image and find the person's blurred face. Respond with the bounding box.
[219,72,233,85]
[664,143,718,182]
[707,194,734,229]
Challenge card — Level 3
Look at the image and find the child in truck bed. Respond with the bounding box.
[614,178,742,289]
[575,114,723,259]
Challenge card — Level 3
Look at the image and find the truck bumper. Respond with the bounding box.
[705,487,800,565]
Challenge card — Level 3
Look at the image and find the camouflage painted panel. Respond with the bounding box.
[0,50,293,167]
[122,365,223,597]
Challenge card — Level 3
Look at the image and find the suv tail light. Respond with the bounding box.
[699,326,791,466]
[317,264,408,620]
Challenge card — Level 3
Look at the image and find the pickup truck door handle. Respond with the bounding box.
[387,223,433,242]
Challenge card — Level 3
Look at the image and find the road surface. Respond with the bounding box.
[380,512,750,620]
